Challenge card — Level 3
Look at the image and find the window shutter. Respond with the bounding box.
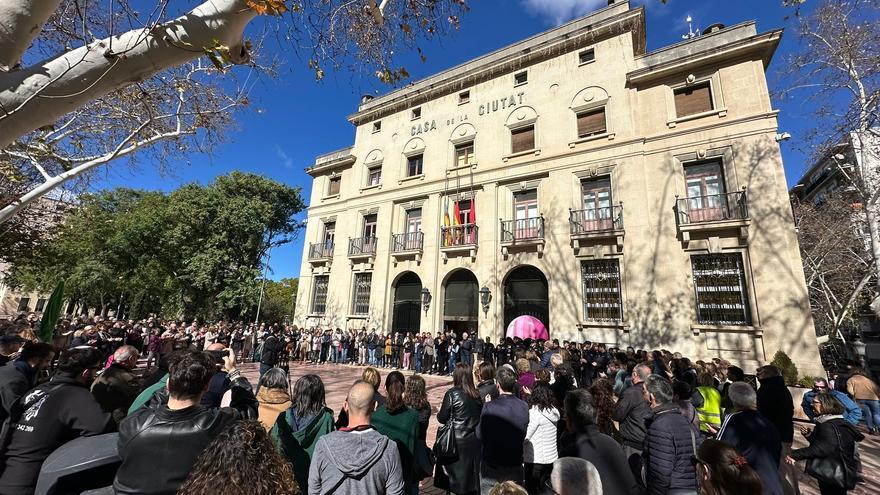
[577,108,606,138]
[328,177,341,195]
[674,84,713,117]
[511,126,535,153]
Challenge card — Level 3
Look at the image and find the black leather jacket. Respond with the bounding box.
[437,386,482,438]
[113,376,257,495]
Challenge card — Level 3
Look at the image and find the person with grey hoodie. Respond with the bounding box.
[308,381,404,495]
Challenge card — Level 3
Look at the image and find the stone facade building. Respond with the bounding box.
[294,1,822,373]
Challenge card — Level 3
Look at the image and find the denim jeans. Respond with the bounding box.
[448,355,456,374]
[858,399,880,430]
[414,355,422,373]
[341,348,348,363]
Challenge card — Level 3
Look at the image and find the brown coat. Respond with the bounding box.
[847,373,880,401]
[256,388,291,430]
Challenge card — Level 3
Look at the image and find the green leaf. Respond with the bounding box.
[38,281,64,344]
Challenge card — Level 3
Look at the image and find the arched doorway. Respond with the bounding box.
[392,272,422,334]
[503,265,549,333]
[443,269,479,337]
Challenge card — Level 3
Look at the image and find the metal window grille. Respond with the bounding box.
[581,260,623,322]
[691,254,751,326]
[311,275,329,314]
[352,273,372,315]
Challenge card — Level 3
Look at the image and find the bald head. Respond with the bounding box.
[206,343,225,351]
[346,381,377,417]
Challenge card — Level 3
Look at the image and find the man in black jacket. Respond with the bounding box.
[644,374,698,495]
[0,341,55,426]
[757,365,799,495]
[113,349,257,495]
[612,362,652,485]
[561,389,641,495]
[0,347,113,495]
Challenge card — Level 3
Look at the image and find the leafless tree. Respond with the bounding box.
[778,0,880,316]
[793,193,876,340]
[0,0,467,223]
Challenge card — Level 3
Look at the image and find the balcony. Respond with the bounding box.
[308,242,334,266]
[390,232,424,265]
[440,224,478,262]
[500,217,545,257]
[348,236,377,264]
[569,205,625,255]
[675,190,750,247]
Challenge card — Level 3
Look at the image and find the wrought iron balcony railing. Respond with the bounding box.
[676,190,748,225]
[391,232,424,252]
[348,236,377,256]
[440,224,478,248]
[570,205,624,234]
[501,217,544,242]
[308,242,334,260]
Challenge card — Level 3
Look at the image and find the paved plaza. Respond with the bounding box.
[241,362,880,495]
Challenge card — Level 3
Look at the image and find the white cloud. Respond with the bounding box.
[275,145,293,169]
[520,0,606,25]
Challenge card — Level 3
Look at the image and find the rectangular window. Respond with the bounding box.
[406,208,422,234]
[311,276,329,315]
[674,83,713,117]
[17,297,31,312]
[514,190,538,221]
[457,199,473,225]
[577,107,607,138]
[367,166,382,186]
[407,154,424,177]
[581,260,623,322]
[323,222,335,246]
[511,125,535,154]
[459,90,470,104]
[372,121,382,133]
[327,176,341,196]
[35,298,47,312]
[579,48,595,65]
[411,107,421,120]
[579,177,614,230]
[514,71,528,85]
[685,160,727,222]
[352,273,372,315]
[455,141,475,167]
[691,254,751,326]
[363,214,378,238]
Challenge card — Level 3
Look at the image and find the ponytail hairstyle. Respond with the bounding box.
[695,439,763,495]
[384,370,407,413]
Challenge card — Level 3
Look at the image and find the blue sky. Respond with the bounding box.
[96,0,818,281]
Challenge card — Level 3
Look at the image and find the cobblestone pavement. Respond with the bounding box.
[239,362,880,495]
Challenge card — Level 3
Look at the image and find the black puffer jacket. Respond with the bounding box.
[113,377,257,495]
[644,403,698,495]
[612,381,652,449]
[433,386,482,495]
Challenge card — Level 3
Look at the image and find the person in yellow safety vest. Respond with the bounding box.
[696,372,722,434]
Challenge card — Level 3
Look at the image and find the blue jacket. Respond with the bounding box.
[801,389,861,425]
[645,403,698,495]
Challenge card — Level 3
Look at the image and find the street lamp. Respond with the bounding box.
[479,286,492,317]
[421,287,432,314]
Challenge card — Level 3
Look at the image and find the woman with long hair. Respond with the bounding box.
[372,370,420,494]
[179,420,298,495]
[434,362,483,495]
[256,368,292,431]
[695,439,763,495]
[589,378,619,439]
[523,382,559,494]
[476,361,499,403]
[405,374,433,440]
[270,374,335,492]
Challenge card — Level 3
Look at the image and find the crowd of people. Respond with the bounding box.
[0,312,878,495]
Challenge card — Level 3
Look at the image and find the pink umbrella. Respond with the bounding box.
[506,315,548,341]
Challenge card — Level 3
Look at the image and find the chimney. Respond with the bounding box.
[704,23,725,33]
[361,94,375,104]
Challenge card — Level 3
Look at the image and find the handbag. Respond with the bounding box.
[432,404,458,465]
[804,422,856,490]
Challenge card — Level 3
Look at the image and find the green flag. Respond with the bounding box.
[38,281,65,344]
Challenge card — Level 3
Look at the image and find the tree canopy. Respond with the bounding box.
[6,171,304,321]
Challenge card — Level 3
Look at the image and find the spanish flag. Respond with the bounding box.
[452,200,461,226]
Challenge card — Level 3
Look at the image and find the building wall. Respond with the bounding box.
[294,4,823,374]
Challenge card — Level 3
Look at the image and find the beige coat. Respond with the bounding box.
[256,388,292,430]
[847,373,880,401]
